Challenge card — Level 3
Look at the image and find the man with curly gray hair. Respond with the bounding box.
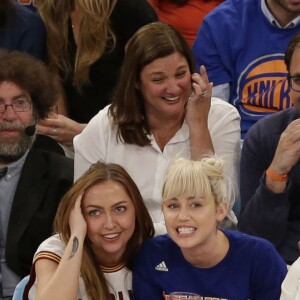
[0,50,73,299]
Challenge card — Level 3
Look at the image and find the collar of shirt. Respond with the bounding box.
[261,0,300,28]
[149,121,189,152]
[1,150,29,182]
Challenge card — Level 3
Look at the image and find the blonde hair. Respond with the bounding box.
[35,0,117,87]
[162,157,228,207]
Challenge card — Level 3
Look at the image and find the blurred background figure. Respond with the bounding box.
[15,0,37,12]
[148,0,223,47]
[0,50,73,299]
[0,0,45,59]
[193,0,300,138]
[35,0,157,148]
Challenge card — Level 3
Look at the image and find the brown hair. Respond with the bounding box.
[35,0,117,87]
[54,161,154,299]
[285,32,300,73]
[0,49,57,118]
[109,22,195,147]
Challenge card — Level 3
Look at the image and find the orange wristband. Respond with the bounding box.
[266,167,288,182]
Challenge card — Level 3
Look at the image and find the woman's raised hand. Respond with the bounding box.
[69,194,87,238]
[37,113,86,146]
[185,65,213,127]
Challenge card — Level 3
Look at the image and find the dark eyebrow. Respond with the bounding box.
[149,65,189,76]
[85,200,128,209]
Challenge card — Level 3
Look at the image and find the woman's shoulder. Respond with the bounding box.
[33,234,65,262]
[210,97,240,115]
[208,97,240,128]
[225,230,284,260]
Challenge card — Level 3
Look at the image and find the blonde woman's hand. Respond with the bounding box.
[37,113,86,146]
[69,194,87,238]
[185,65,213,128]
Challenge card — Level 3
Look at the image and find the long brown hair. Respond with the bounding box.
[35,0,117,87]
[54,161,154,299]
[109,22,195,147]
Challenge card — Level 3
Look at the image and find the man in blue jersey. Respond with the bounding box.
[238,32,300,266]
[193,0,300,138]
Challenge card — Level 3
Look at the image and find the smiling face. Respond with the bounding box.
[163,195,227,251]
[138,52,192,121]
[0,81,35,165]
[82,180,136,266]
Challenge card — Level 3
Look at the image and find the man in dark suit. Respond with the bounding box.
[0,50,74,299]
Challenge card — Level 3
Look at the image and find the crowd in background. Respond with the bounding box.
[0,0,299,299]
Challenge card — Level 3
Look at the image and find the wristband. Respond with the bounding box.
[266,167,288,182]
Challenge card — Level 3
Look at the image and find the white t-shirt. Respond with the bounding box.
[26,235,132,300]
[74,98,241,234]
[280,257,300,300]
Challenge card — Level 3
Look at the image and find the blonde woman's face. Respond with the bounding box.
[162,195,226,250]
[82,180,136,266]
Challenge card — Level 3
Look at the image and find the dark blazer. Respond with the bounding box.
[5,148,74,277]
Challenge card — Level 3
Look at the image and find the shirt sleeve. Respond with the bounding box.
[74,108,110,181]
[212,83,230,102]
[238,124,291,246]
[280,257,300,300]
[208,98,241,212]
[192,18,232,86]
[250,240,287,299]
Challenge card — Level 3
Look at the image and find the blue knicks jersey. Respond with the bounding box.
[235,53,292,137]
[133,231,287,300]
[193,0,299,138]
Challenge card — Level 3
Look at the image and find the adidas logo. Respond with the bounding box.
[155,261,168,271]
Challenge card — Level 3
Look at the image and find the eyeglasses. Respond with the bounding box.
[0,98,32,113]
[287,74,300,92]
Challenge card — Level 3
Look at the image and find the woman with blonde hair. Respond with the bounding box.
[23,161,154,300]
[34,0,157,146]
[133,156,287,299]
